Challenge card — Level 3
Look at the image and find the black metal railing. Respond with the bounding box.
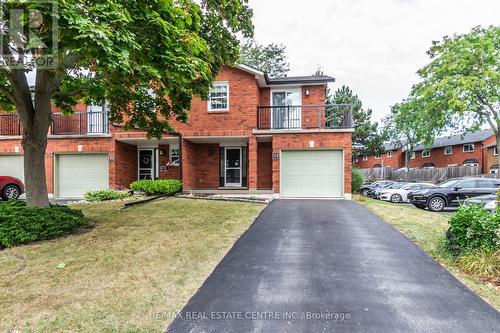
[256,104,352,130]
[0,114,22,135]
[0,112,109,136]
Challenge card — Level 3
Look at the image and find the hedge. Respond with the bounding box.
[0,200,87,247]
[129,179,182,195]
[84,189,130,202]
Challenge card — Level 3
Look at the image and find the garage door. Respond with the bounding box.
[0,155,24,182]
[281,150,343,198]
[56,154,109,198]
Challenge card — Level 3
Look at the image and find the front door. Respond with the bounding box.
[225,148,242,187]
[138,149,155,180]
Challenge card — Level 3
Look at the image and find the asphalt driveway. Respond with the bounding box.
[166,200,499,332]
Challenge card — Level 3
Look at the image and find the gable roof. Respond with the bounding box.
[413,129,495,151]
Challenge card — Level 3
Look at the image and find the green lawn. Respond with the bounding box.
[0,198,265,333]
[357,196,499,310]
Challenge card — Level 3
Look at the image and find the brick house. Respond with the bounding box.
[355,142,404,169]
[0,64,354,199]
[355,129,496,173]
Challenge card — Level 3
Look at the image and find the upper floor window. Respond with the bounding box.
[169,146,180,165]
[494,146,498,156]
[386,150,393,158]
[208,82,229,111]
[422,149,430,158]
[374,153,381,159]
[463,143,475,152]
[362,155,368,161]
[444,146,452,155]
[410,151,416,159]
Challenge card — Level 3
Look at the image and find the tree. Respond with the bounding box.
[413,25,500,164]
[240,39,289,77]
[0,0,253,207]
[327,86,384,158]
[383,98,433,171]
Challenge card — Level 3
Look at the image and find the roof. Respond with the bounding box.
[384,142,403,151]
[237,63,335,87]
[413,129,495,151]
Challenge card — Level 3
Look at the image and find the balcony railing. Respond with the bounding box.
[0,111,109,136]
[256,104,352,130]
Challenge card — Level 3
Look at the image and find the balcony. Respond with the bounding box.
[0,111,109,136]
[256,104,353,130]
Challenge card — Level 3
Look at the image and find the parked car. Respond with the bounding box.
[379,183,436,203]
[463,193,497,211]
[407,178,500,212]
[358,180,394,196]
[0,176,24,200]
[371,182,409,199]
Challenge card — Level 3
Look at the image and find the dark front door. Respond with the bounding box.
[138,149,155,180]
[225,148,242,186]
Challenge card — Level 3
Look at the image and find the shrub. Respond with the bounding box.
[352,168,364,193]
[457,249,500,278]
[129,179,182,195]
[0,200,87,247]
[447,204,499,254]
[84,189,130,202]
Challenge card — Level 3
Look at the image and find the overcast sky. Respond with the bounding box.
[248,0,500,123]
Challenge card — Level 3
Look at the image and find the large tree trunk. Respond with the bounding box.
[496,133,500,170]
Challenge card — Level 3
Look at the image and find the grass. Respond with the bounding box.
[0,198,264,333]
[356,196,500,310]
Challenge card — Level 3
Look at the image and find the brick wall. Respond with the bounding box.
[158,144,180,180]
[257,142,272,189]
[113,141,137,189]
[356,149,404,169]
[271,132,352,195]
[182,140,220,190]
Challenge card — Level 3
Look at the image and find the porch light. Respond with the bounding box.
[159,149,165,156]
[208,147,215,155]
[305,89,310,96]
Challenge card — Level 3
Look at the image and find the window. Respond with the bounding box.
[169,146,180,165]
[457,180,476,189]
[410,151,416,159]
[448,164,458,167]
[494,147,498,156]
[208,82,229,111]
[463,143,475,152]
[463,159,479,167]
[362,155,368,161]
[490,165,499,174]
[477,179,500,188]
[375,154,381,159]
[444,146,452,155]
[386,150,393,158]
[422,149,430,158]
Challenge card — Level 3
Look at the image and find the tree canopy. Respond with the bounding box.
[240,39,290,77]
[327,86,384,158]
[0,0,254,206]
[412,25,499,144]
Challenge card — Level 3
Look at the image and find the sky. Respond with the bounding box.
[248,0,500,123]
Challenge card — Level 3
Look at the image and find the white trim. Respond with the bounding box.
[463,143,475,152]
[444,146,453,155]
[137,148,156,180]
[386,150,393,158]
[362,155,368,161]
[494,146,498,156]
[169,146,180,165]
[236,64,265,76]
[422,149,431,158]
[410,151,416,159]
[270,88,302,129]
[224,147,242,187]
[208,81,229,112]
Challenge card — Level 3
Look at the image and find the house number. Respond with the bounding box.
[272,152,280,160]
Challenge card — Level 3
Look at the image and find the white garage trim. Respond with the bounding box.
[279,149,345,199]
[54,153,109,198]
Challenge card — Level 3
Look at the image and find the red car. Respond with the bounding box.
[0,176,24,200]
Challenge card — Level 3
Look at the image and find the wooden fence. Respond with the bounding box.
[360,166,497,183]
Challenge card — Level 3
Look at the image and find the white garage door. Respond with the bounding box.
[56,154,109,198]
[0,155,24,182]
[281,150,343,198]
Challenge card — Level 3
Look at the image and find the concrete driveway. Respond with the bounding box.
[166,200,499,332]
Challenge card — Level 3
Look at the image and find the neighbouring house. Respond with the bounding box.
[355,129,496,173]
[485,142,499,174]
[0,64,354,199]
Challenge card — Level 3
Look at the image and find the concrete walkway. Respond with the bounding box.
[167,200,499,332]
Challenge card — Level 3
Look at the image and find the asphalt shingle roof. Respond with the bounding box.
[412,129,494,151]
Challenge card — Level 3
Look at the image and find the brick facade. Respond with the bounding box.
[0,65,353,198]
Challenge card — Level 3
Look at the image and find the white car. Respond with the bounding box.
[379,183,437,203]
